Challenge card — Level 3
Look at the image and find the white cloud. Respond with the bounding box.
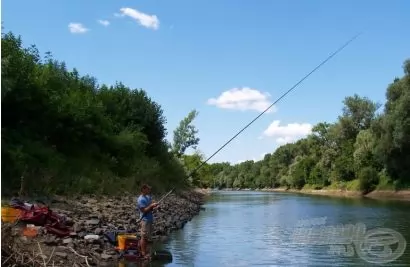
[68,23,89,34]
[236,152,268,164]
[68,22,89,34]
[207,87,276,113]
[118,7,159,30]
[262,120,312,145]
[98,20,110,26]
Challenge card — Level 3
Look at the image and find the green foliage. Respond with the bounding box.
[345,179,360,191]
[376,168,395,190]
[358,167,379,194]
[192,58,410,193]
[1,32,190,197]
[171,110,200,158]
[373,61,410,182]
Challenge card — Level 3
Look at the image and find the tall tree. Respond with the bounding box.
[172,109,200,158]
[374,60,410,185]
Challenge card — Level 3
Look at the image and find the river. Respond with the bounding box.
[146,191,410,266]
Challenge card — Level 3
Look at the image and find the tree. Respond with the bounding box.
[374,60,410,186]
[171,109,200,158]
[353,129,380,171]
[1,31,189,196]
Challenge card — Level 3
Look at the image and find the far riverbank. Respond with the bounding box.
[212,187,410,201]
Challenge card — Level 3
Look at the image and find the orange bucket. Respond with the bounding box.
[1,207,22,223]
[117,234,138,250]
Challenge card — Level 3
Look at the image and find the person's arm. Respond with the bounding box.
[141,202,157,213]
[138,198,158,213]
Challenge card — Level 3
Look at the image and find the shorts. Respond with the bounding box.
[140,220,152,240]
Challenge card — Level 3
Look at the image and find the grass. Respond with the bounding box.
[345,179,360,191]
[303,180,361,191]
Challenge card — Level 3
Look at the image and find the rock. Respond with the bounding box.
[78,232,87,238]
[69,232,78,237]
[93,247,103,253]
[101,254,113,260]
[73,223,83,232]
[55,252,68,258]
[62,238,73,244]
[91,252,100,258]
[88,199,98,204]
[94,228,104,235]
[86,219,100,226]
[65,217,74,225]
[44,236,58,246]
[106,250,117,255]
[84,234,99,240]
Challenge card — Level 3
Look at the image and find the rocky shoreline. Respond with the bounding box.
[1,189,209,266]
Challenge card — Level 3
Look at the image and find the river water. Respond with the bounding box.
[151,191,410,266]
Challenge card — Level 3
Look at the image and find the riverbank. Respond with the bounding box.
[1,189,209,266]
[213,187,410,201]
[259,187,410,201]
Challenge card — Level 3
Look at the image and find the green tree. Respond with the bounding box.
[373,60,410,187]
[172,109,200,158]
[1,31,189,196]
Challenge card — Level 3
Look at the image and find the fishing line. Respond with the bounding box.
[187,32,363,177]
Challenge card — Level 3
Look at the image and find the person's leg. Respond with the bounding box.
[147,222,152,243]
[140,221,148,257]
[143,222,153,259]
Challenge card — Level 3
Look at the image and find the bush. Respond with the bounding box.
[376,168,395,190]
[358,167,379,194]
[346,179,360,191]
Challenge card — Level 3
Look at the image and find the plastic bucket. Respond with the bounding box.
[117,234,138,250]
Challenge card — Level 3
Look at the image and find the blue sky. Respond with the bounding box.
[3,0,409,164]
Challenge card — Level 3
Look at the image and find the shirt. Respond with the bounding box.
[137,194,153,222]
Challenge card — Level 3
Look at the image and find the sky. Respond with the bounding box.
[2,0,410,164]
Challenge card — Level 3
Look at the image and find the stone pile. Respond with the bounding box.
[1,190,207,266]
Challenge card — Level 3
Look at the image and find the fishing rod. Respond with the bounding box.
[156,188,174,204]
[138,33,361,219]
[188,32,363,176]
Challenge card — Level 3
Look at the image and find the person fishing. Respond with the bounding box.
[137,184,158,260]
